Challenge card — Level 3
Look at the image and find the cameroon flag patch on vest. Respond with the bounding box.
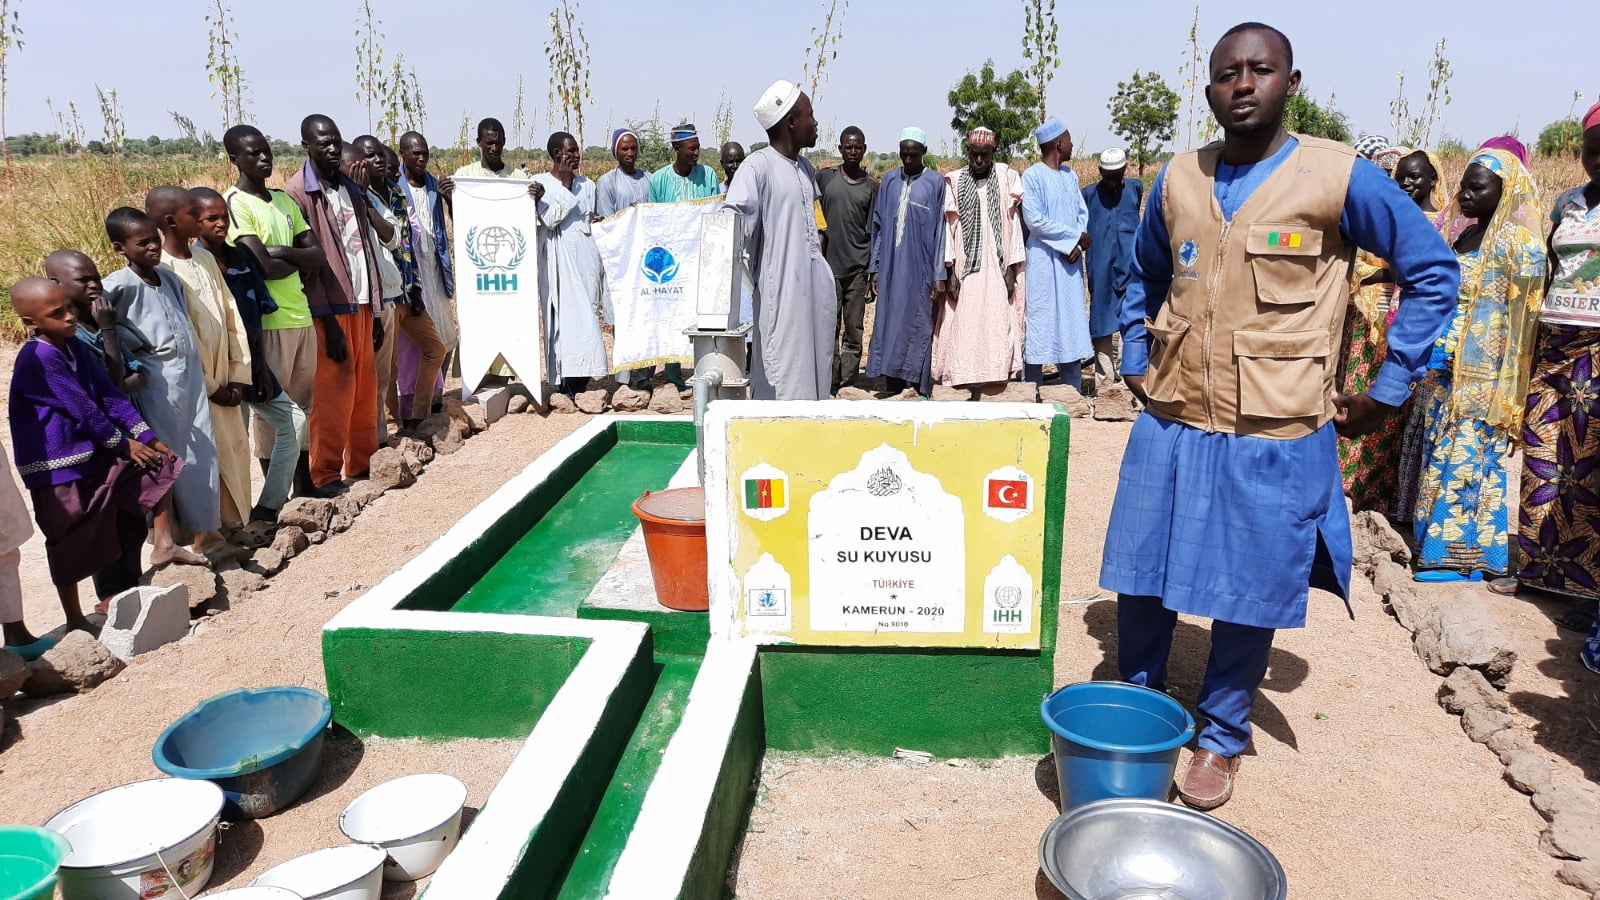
[1266,231,1303,248]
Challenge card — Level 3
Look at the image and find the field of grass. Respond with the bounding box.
[0,150,1588,342]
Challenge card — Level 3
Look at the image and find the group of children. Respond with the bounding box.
[2,116,456,658]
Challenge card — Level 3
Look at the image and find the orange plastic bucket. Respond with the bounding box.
[632,487,709,612]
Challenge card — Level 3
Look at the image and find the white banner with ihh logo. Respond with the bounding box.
[452,176,545,394]
[594,196,751,372]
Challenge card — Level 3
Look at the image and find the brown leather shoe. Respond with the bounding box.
[1178,749,1240,810]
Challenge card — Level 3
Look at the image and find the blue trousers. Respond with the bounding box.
[1116,593,1275,757]
[244,390,305,512]
[1024,361,1082,390]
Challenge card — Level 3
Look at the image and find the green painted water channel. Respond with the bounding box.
[443,427,706,898]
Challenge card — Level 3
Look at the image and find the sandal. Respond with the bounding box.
[1555,606,1598,634]
[1414,570,1484,584]
[1486,577,1521,596]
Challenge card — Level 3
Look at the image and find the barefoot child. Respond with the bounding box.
[101,207,223,544]
[8,278,197,633]
[191,186,305,523]
[147,186,253,544]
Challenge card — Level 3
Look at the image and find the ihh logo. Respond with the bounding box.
[642,246,679,284]
[476,273,518,293]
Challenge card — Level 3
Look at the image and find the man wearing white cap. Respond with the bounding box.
[865,126,947,396]
[1081,147,1144,386]
[1021,116,1091,391]
[722,80,837,400]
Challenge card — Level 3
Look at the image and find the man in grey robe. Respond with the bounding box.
[723,80,836,400]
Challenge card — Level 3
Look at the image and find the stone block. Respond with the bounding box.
[1413,590,1517,686]
[978,382,1036,402]
[1542,806,1600,861]
[508,394,532,415]
[1504,751,1554,796]
[472,386,511,425]
[576,389,609,414]
[1557,860,1600,893]
[1040,385,1093,417]
[1352,509,1413,575]
[417,413,465,454]
[549,393,579,414]
[270,525,309,559]
[1486,727,1536,765]
[442,396,474,432]
[1437,666,1510,715]
[1384,582,1437,635]
[0,648,27,697]
[333,494,361,520]
[218,562,265,599]
[836,386,873,401]
[649,385,686,414]
[612,385,651,412]
[348,480,386,508]
[1092,384,1141,421]
[99,584,190,661]
[246,547,286,577]
[328,512,355,534]
[24,631,125,695]
[278,497,333,534]
[367,447,416,493]
[149,564,219,607]
[397,436,434,467]
[884,388,921,401]
[1460,704,1511,743]
[930,385,974,402]
[1534,780,1600,823]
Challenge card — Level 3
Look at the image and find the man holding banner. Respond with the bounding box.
[724,80,837,401]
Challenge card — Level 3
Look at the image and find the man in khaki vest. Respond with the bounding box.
[1099,22,1459,809]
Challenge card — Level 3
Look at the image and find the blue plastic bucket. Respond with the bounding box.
[153,686,332,819]
[1041,681,1195,811]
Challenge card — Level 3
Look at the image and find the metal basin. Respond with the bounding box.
[1039,797,1286,900]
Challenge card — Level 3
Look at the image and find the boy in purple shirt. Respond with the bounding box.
[7,278,198,632]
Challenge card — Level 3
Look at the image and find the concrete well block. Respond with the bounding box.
[98,584,191,661]
[473,386,512,425]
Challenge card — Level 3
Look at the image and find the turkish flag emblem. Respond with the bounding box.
[986,478,1030,510]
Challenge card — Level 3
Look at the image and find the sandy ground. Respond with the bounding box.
[0,384,586,892]
[732,419,1587,900]
[0,335,1591,898]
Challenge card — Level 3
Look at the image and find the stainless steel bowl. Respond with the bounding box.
[1039,797,1287,900]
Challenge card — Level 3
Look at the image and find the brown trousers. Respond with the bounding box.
[310,311,378,487]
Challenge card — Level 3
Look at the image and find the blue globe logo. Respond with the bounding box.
[1178,240,1199,268]
[642,246,679,284]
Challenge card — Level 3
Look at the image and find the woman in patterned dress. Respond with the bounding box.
[1338,148,1448,516]
[1414,145,1547,582]
[1491,106,1600,651]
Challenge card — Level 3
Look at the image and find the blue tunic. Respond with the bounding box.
[1081,177,1143,339]
[866,167,946,392]
[1021,163,1092,364]
[1100,138,1460,629]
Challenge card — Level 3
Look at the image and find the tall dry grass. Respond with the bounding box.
[0,151,1590,342]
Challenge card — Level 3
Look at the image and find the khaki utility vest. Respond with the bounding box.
[1143,135,1358,439]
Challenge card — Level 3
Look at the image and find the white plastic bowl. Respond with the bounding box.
[44,777,225,900]
[250,845,385,900]
[203,888,304,899]
[337,773,467,881]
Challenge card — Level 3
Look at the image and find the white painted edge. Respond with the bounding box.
[705,399,1058,426]
[326,415,617,632]
[423,618,650,899]
[604,638,760,900]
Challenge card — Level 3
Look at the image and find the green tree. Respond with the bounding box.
[947,60,1039,162]
[1283,91,1351,142]
[1538,119,1583,158]
[1107,70,1178,173]
[1020,0,1058,123]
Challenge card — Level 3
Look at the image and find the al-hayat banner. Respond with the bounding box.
[451,176,545,394]
[591,197,718,371]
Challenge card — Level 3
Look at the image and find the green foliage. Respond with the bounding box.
[712,88,734,149]
[1436,135,1468,157]
[1283,90,1351,143]
[1389,38,1454,148]
[545,0,593,143]
[95,84,125,156]
[1020,0,1058,123]
[1107,70,1178,173]
[947,60,1040,162]
[803,0,848,107]
[204,0,248,135]
[353,0,386,133]
[626,99,671,173]
[1538,119,1583,158]
[512,75,528,150]
[1,0,23,162]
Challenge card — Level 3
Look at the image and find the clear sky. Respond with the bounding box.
[5,0,1594,159]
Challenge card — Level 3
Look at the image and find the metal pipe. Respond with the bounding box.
[690,369,723,485]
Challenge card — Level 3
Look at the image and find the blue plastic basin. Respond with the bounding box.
[153,686,332,819]
[1041,681,1195,811]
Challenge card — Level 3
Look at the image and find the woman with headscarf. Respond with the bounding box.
[1337,147,1450,516]
[533,131,609,397]
[1413,144,1547,582]
[1491,106,1600,638]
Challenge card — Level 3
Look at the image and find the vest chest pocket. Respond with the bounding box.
[1247,224,1323,306]
[1234,329,1329,419]
[1143,316,1191,403]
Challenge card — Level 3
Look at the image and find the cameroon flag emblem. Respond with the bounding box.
[744,477,786,510]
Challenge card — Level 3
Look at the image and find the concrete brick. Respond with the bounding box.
[473,386,511,425]
[99,585,191,661]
